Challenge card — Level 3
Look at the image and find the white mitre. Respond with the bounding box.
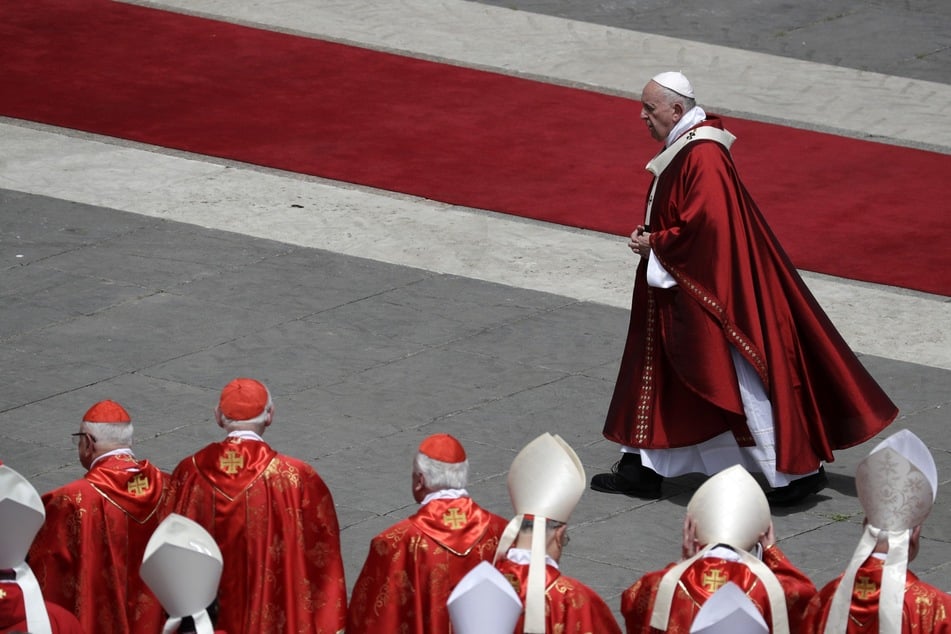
[0,464,53,634]
[650,465,789,634]
[823,429,937,634]
[652,71,695,98]
[688,464,770,551]
[690,581,769,634]
[493,433,585,634]
[448,561,522,634]
[0,464,45,569]
[140,513,224,634]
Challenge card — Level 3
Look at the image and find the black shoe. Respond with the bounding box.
[766,467,827,507]
[590,455,663,499]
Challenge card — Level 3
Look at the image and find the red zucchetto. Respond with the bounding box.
[218,378,269,421]
[82,400,131,424]
[418,433,467,463]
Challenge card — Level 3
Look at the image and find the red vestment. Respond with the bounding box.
[496,557,622,634]
[603,117,897,474]
[27,453,171,634]
[168,437,347,634]
[347,496,507,634]
[0,581,85,634]
[802,556,951,633]
[620,546,815,634]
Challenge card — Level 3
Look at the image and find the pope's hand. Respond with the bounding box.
[628,225,651,257]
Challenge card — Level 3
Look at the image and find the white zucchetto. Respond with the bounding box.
[652,71,695,99]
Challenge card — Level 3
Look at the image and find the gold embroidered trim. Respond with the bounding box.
[633,288,657,444]
[89,479,165,525]
[662,259,769,389]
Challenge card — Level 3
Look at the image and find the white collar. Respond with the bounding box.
[89,447,135,470]
[421,488,469,506]
[227,430,265,442]
[505,547,559,570]
[665,106,707,147]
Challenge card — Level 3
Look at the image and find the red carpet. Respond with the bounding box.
[2,0,950,296]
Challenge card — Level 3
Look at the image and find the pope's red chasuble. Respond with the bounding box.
[802,557,951,633]
[27,453,171,634]
[495,558,622,634]
[168,437,347,634]
[0,581,85,634]
[621,546,816,633]
[603,117,897,474]
[347,496,507,634]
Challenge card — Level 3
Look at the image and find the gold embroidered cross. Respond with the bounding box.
[220,450,244,475]
[0,588,6,599]
[503,572,521,593]
[702,569,728,593]
[127,474,150,496]
[442,507,467,529]
[854,576,877,600]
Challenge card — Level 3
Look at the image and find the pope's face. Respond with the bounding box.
[640,81,681,143]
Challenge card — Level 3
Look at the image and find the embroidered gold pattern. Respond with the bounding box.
[702,569,728,593]
[634,289,657,444]
[126,474,150,496]
[220,449,244,475]
[442,507,467,530]
[854,576,877,600]
[0,588,6,599]
[503,572,521,594]
[665,264,769,388]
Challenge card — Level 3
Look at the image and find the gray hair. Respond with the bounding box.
[217,394,273,435]
[81,421,134,447]
[414,452,469,490]
[655,83,697,112]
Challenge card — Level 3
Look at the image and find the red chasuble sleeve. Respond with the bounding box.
[27,454,171,634]
[496,558,622,634]
[802,557,951,633]
[346,497,507,634]
[621,546,815,634]
[168,438,347,634]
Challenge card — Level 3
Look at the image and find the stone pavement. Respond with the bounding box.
[1,0,950,625]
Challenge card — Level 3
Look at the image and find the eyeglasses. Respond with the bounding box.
[71,432,96,446]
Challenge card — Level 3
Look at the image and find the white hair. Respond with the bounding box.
[655,83,697,112]
[217,393,274,434]
[414,452,469,490]
[81,421,134,447]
